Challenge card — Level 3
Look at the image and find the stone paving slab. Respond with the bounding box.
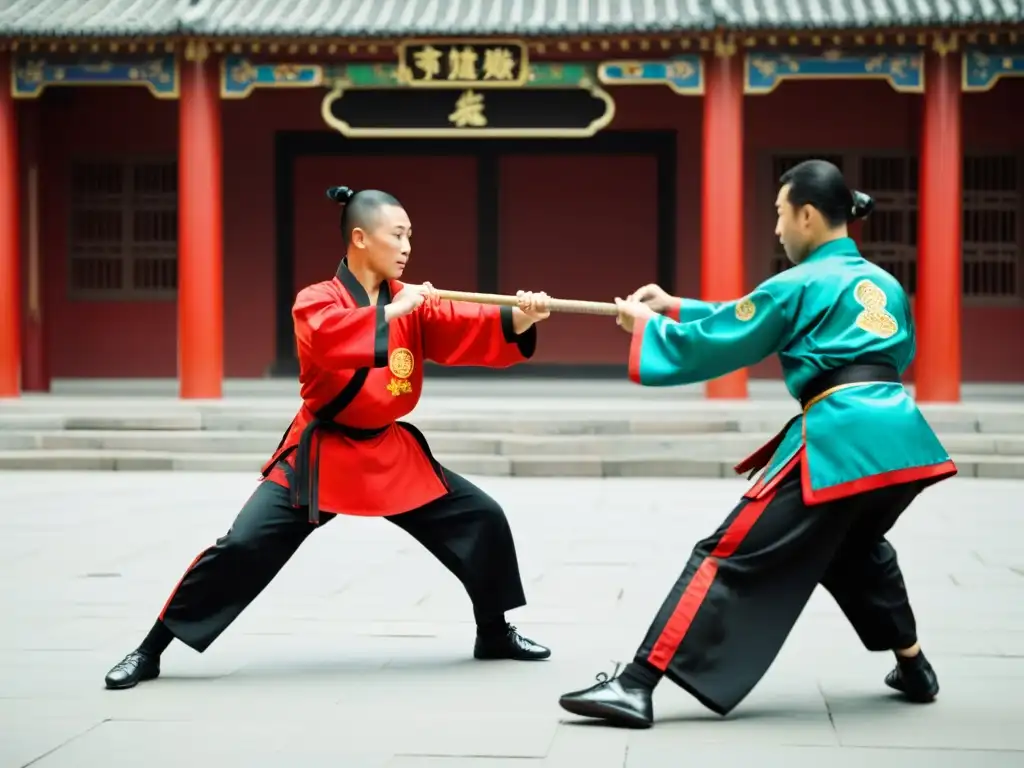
[0,471,1021,767]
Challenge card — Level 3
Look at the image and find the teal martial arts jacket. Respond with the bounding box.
[628,237,957,503]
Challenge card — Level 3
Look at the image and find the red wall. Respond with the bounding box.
[39,88,178,378]
[498,153,660,363]
[30,70,1024,381]
[293,154,479,293]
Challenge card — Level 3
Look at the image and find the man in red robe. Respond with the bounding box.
[104,185,552,689]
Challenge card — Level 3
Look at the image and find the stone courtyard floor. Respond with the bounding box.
[0,471,1021,767]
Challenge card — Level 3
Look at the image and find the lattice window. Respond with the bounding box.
[69,159,177,300]
[858,155,917,296]
[767,154,919,294]
[768,154,845,277]
[963,155,1019,301]
[765,152,1021,304]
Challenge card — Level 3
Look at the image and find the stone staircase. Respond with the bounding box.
[1,387,1022,478]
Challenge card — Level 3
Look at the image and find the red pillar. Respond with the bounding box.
[0,53,21,398]
[916,49,962,402]
[21,101,49,392]
[701,49,746,399]
[178,47,224,398]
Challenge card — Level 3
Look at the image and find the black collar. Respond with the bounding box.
[335,258,392,308]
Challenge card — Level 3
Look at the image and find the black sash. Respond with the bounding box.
[262,370,387,525]
[734,363,901,479]
[798,363,900,409]
[266,259,394,524]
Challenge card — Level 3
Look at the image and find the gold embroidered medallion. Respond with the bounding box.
[853,280,898,339]
[389,348,415,378]
[735,297,756,322]
[387,348,415,396]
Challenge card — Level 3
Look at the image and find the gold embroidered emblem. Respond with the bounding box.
[387,348,415,396]
[389,348,414,378]
[387,378,413,397]
[735,297,756,322]
[853,279,898,339]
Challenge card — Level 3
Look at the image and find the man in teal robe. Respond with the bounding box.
[558,159,957,729]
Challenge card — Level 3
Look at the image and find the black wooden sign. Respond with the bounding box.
[396,40,529,87]
[321,85,614,138]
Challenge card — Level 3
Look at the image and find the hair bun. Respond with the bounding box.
[326,186,355,204]
[851,190,875,220]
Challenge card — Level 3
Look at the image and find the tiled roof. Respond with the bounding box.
[0,0,185,37]
[1,0,1021,38]
[188,0,713,36]
[714,0,1024,29]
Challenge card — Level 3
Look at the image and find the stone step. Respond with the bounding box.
[0,450,1020,478]
[2,407,1024,434]
[0,411,776,434]
[0,430,1021,456]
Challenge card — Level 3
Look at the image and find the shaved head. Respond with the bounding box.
[326,185,412,280]
[326,186,403,247]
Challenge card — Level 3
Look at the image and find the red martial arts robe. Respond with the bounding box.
[262,260,534,522]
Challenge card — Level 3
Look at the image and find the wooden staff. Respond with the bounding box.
[434,289,619,317]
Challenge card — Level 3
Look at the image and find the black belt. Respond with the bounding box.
[798,363,900,409]
[734,363,901,479]
[292,418,387,525]
[263,365,382,525]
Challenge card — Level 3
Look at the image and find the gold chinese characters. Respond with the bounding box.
[399,40,528,87]
[387,348,415,396]
[448,90,487,127]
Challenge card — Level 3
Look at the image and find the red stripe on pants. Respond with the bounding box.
[158,549,210,621]
[646,491,774,671]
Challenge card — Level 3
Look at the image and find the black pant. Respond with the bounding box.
[158,471,527,653]
[635,463,931,716]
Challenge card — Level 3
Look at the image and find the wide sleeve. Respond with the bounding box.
[422,300,535,367]
[292,285,390,371]
[661,296,726,323]
[628,287,789,386]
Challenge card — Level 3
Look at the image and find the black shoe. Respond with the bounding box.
[104,650,160,690]
[559,667,654,729]
[885,653,939,703]
[473,624,551,661]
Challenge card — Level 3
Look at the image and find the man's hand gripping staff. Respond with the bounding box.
[413,284,677,337]
[391,282,553,333]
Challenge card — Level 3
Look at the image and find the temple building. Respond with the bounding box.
[1,1,1022,400]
